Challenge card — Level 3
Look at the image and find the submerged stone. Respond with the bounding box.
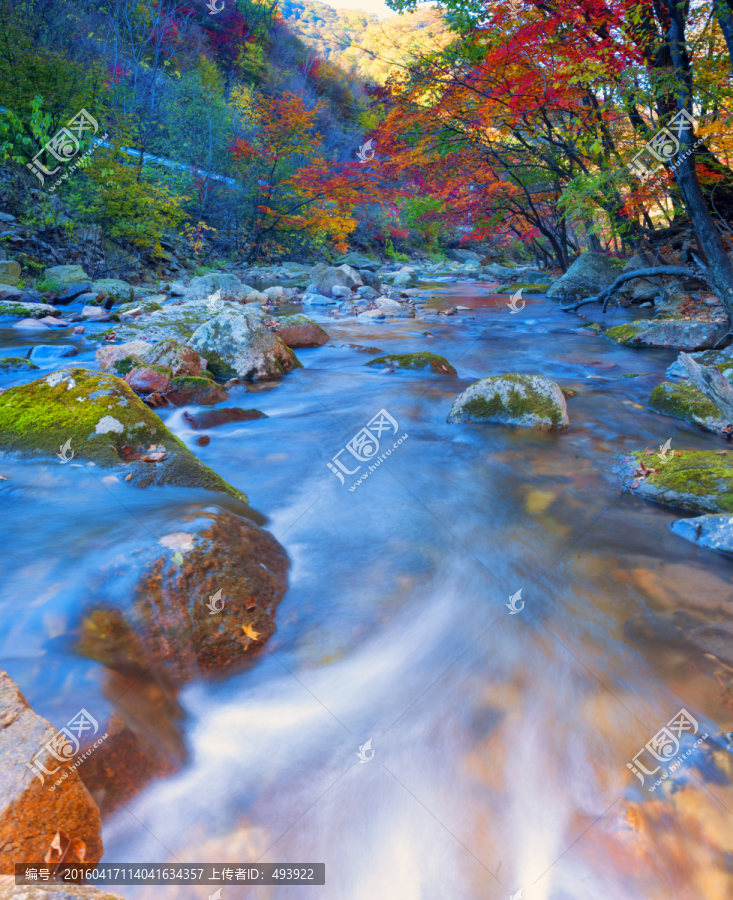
[0,357,39,373]
[604,319,728,351]
[366,352,457,376]
[447,374,569,429]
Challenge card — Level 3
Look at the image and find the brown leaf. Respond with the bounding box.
[244,595,257,611]
[141,452,167,462]
[716,449,729,455]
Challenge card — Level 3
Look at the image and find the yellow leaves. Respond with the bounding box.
[242,623,261,641]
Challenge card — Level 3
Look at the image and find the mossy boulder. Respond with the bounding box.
[91,279,134,304]
[0,302,59,319]
[494,282,550,294]
[648,381,731,434]
[620,450,733,512]
[604,319,728,351]
[274,315,329,348]
[366,351,457,376]
[112,355,145,377]
[165,376,228,407]
[189,308,301,381]
[447,374,569,429]
[546,252,626,301]
[0,369,246,498]
[0,357,39,374]
[44,264,89,285]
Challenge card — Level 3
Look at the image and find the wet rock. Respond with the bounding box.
[303,292,337,306]
[447,374,569,429]
[72,326,85,335]
[280,261,312,275]
[81,306,105,319]
[0,285,22,302]
[359,308,385,320]
[124,366,172,394]
[28,345,79,362]
[648,381,731,434]
[118,298,165,315]
[52,282,93,305]
[246,290,270,304]
[605,319,729,351]
[95,340,153,372]
[0,357,39,374]
[78,508,290,683]
[0,369,246,498]
[274,315,329,348]
[670,513,733,555]
[666,347,733,378]
[44,265,89,285]
[264,286,286,302]
[139,338,205,377]
[307,263,358,297]
[0,669,103,871]
[332,285,352,298]
[446,248,480,263]
[0,260,20,286]
[183,408,267,429]
[196,435,211,446]
[183,272,247,303]
[38,316,69,327]
[392,267,418,287]
[90,279,134,304]
[12,318,48,330]
[356,285,379,300]
[335,252,380,270]
[189,309,301,381]
[168,281,186,296]
[1,301,60,319]
[366,352,457,376]
[483,264,535,282]
[546,252,626,301]
[165,376,228,407]
[620,450,733,513]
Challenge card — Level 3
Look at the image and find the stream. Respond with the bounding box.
[3,281,733,900]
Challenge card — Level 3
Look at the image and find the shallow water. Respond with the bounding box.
[3,284,733,899]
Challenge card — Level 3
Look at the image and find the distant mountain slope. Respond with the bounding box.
[278,0,451,83]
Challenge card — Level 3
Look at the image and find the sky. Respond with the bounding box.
[318,0,396,18]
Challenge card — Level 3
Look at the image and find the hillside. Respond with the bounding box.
[278,0,378,61]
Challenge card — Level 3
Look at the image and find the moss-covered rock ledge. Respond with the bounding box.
[619,450,733,513]
[648,381,731,434]
[0,368,246,499]
[366,351,457,376]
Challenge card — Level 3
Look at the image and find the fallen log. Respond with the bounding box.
[560,266,710,312]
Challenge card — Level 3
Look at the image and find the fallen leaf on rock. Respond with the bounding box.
[716,450,729,455]
[159,532,195,552]
[242,623,261,641]
[142,451,167,462]
[244,595,257,611]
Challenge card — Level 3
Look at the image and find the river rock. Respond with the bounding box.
[620,450,733,513]
[139,338,205,376]
[0,369,246,497]
[335,252,380,270]
[670,514,733,555]
[119,297,165,315]
[44,264,89,285]
[96,340,153,372]
[332,285,352,298]
[189,309,301,381]
[648,381,731,434]
[165,376,228,407]
[0,357,39,374]
[356,285,379,300]
[546,252,626,301]
[124,366,172,395]
[78,508,290,684]
[280,261,312,275]
[447,374,569,429]
[274,315,329,348]
[605,319,729,351]
[183,273,247,303]
[446,249,481,263]
[303,292,337,306]
[666,347,733,378]
[28,346,78,364]
[12,318,48,330]
[1,301,60,319]
[392,267,418,287]
[307,263,358,297]
[0,260,21,286]
[366,352,457,376]
[91,279,134,304]
[0,669,103,871]
[183,408,267,429]
[246,290,269,304]
[53,282,93,305]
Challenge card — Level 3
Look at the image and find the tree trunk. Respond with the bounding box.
[714,0,733,70]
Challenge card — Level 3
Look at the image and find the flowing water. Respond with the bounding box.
[3,283,733,900]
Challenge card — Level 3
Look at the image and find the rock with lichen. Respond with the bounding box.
[95,340,152,372]
[648,381,731,434]
[366,351,457,376]
[0,668,103,873]
[447,374,569,429]
[604,319,728,351]
[189,308,301,381]
[139,338,206,376]
[619,450,733,512]
[0,369,245,498]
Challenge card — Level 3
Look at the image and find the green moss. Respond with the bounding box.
[203,349,237,380]
[112,355,145,376]
[0,357,39,373]
[494,282,550,294]
[628,450,733,512]
[584,323,602,333]
[119,300,164,314]
[170,375,213,388]
[365,351,457,376]
[621,373,644,379]
[648,381,727,432]
[604,323,645,344]
[452,373,566,428]
[0,303,57,318]
[0,368,246,499]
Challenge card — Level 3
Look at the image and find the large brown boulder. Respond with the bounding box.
[0,670,103,873]
[274,315,329,348]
